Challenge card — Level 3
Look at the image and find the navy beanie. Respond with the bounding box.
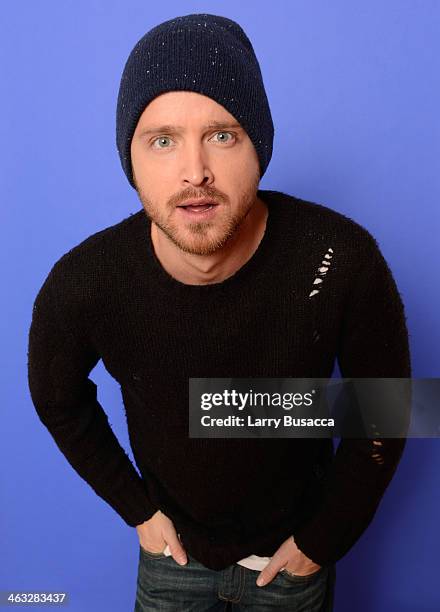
[116,13,274,189]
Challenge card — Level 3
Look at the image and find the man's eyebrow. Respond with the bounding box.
[138,121,243,137]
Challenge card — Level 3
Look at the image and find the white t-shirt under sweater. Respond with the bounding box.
[162,539,275,571]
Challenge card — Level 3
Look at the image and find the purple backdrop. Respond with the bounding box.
[1,1,439,610]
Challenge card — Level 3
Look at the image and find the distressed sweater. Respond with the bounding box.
[27,189,411,571]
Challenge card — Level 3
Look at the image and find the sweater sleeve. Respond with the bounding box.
[27,263,158,527]
[292,234,412,566]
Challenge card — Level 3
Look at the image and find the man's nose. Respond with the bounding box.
[181,141,214,187]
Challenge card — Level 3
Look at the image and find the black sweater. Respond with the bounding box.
[27,190,411,571]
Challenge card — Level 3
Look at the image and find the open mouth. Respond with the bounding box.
[177,200,219,213]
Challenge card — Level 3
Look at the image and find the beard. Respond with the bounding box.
[133,171,260,256]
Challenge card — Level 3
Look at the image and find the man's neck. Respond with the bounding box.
[150,196,269,285]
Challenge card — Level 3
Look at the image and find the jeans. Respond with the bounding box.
[134,545,336,611]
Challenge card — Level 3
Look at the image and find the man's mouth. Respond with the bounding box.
[176,199,219,213]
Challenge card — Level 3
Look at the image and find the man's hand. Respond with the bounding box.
[136,510,188,566]
[256,535,321,587]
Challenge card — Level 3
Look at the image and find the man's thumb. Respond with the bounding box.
[167,532,188,565]
[256,562,280,587]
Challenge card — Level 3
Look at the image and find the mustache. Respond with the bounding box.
[170,188,227,208]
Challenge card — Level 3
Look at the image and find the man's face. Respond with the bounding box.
[130,91,260,256]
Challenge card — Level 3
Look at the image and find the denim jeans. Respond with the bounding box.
[134,545,336,611]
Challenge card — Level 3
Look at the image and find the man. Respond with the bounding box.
[27,13,411,611]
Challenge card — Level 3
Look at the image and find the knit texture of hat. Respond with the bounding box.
[116,13,274,189]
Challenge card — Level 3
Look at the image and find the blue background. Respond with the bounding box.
[1,1,439,610]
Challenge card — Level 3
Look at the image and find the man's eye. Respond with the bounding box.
[152,136,173,148]
[151,132,235,148]
[211,131,234,143]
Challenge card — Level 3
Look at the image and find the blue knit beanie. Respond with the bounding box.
[116,13,274,189]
